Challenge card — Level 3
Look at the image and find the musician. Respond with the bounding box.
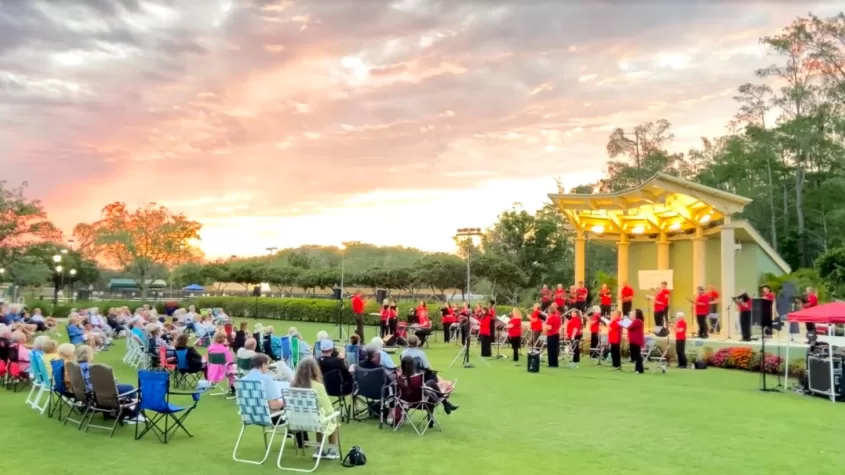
[441,303,456,343]
[389,300,399,335]
[414,302,433,345]
[803,287,818,335]
[529,304,543,351]
[608,310,623,369]
[544,303,562,367]
[628,309,645,374]
[576,281,588,312]
[458,303,471,346]
[707,284,721,334]
[379,299,391,338]
[674,311,688,368]
[692,286,710,339]
[734,291,752,341]
[599,284,612,317]
[588,306,601,358]
[646,281,670,328]
[478,304,493,357]
[540,284,552,311]
[351,291,365,339]
[568,285,578,311]
[620,281,634,316]
[507,308,523,362]
[761,285,775,336]
[566,309,583,368]
[554,284,566,310]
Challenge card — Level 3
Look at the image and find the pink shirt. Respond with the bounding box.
[17,345,31,373]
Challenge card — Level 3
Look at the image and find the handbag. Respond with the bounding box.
[342,446,367,467]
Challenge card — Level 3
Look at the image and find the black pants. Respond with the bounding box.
[696,314,708,338]
[654,310,666,328]
[355,315,364,340]
[547,334,560,367]
[443,322,452,343]
[480,335,492,357]
[509,336,521,361]
[600,305,611,317]
[622,302,632,316]
[739,311,752,341]
[630,343,644,373]
[388,318,397,335]
[572,335,582,363]
[380,321,388,338]
[610,343,621,368]
[416,329,431,346]
[590,332,599,357]
[676,339,687,367]
[541,301,551,311]
[806,322,816,334]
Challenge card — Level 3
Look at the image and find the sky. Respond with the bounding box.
[1,1,842,258]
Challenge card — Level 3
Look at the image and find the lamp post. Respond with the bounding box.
[52,255,62,311]
[69,268,77,302]
[451,227,483,369]
[266,247,277,256]
[338,243,346,298]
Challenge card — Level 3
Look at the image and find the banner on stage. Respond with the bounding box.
[637,270,674,290]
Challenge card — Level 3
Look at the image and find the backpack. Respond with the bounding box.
[342,446,367,467]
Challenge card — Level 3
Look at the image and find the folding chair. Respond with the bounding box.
[63,361,91,429]
[86,364,139,437]
[643,336,669,374]
[158,346,176,375]
[344,344,360,367]
[48,359,75,420]
[590,334,610,365]
[6,345,31,392]
[279,336,291,364]
[207,351,234,396]
[351,366,390,426]
[278,387,342,473]
[236,357,252,378]
[393,373,439,436]
[322,369,353,423]
[135,370,203,444]
[232,379,287,465]
[290,337,300,369]
[173,349,204,389]
[25,350,50,414]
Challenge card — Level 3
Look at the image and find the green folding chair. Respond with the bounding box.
[290,337,300,369]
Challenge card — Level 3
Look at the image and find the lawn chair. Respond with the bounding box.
[134,370,203,444]
[232,379,287,465]
[0,337,11,383]
[290,337,300,369]
[643,336,669,374]
[590,334,609,364]
[322,369,353,423]
[63,361,91,429]
[279,336,292,363]
[352,367,390,426]
[25,350,50,414]
[158,346,176,374]
[236,357,252,378]
[86,364,139,436]
[48,359,75,420]
[393,373,438,436]
[173,349,204,389]
[5,344,31,392]
[207,351,234,396]
[277,387,342,473]
[344,344,360,367]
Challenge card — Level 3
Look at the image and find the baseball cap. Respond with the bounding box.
[320,339,334,352]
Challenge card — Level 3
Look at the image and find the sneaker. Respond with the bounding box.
[313,448,340,460]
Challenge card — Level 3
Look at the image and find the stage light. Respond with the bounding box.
[591,225,605,234]
[699,214,711,224]
[669,222,682,231]
[632,225,645,234]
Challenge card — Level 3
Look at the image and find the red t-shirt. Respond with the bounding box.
[621,285,634,302]
[600,289,612,306]
[554,289,565,308]
[380,307,390,322]
[589,313,601,333]
[568,297,577,307]
[608,317,622,344]
[675,319,687,341]
[545,312,561,336]
[530,310,543,332]
[566,315,582,338]
[763,292,774,302]
[695,294,710,316]
[628,318,645,346]
[738,298,752,312]
[351,295,364,314]
[441,308,456,324]
[576,287,588,302]
[479,315,492,336]
[508,317,522,337]
[805,293,818,308]
[654,289,670,312]
[540,288,551,302]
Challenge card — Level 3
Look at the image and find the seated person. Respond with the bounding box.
[291,357,341,460]
[358,345,396,383]
[399,356,459,416]
[240,338,293,381]
[233,322,248,351]
[207,331,236,397]
[367,336,396,369]
[11,330,31,373]
[75,345,142,421]
[25,308,48,332]
[67,315,86,346]
[400,336,455,390]
[411,306,433,345]
[344,334,364,366]
[40,338,58,379]
[146,324,169,367]
[313,331,329,358]
[316,340,353,394]
[242,353,285,424]
[172,333,206,375]
[237,337,258,361]
[292,332,312,362]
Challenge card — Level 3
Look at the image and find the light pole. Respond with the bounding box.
[266,247,277,256]
[69,269,77,302]
[451,227,483,369]
[338,243,346,298]
[52,254,62,312]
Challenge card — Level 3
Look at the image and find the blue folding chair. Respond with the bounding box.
[25,350,50,414]
[279,336,291,363]
[173,349,204,389]
[134,370,203,444]
[48,359,74,420]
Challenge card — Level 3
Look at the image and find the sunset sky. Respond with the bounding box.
[1,1,841,258]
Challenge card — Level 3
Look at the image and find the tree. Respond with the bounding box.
[169,262,211,289]
[0,182,62,275]
[604,119,676,188]
[6,255,51,289]
[416,253,465,301]
[73,202,202,300]
[201,262,230,294]
[228,262,270,293]
[358,267,393,297]
[266,266,301,297]
[815,247,845,297]
[388,266,424,298]
[474,253,528,304]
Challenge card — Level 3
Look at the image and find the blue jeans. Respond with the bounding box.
[117,384,139,418]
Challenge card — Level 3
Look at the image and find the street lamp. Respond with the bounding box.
[69,269,77,302]
[266,247,277,256]
[52,254,62,264]
[52,264,63,312]
[338,243,346,298]
[453,227,483,369]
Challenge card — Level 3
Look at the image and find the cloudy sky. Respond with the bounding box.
[1,1,840,257]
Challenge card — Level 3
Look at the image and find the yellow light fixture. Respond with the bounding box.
[699,214,711,224]
[591,225,605,234]
[631,225,645,234]
[669,222,682,231]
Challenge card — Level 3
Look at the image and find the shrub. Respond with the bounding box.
[706,346,806,377]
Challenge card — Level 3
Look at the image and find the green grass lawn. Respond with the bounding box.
[2,318,844,475]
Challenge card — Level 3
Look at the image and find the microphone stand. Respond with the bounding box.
[493,316,505,360]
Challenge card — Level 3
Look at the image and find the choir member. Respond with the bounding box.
[414,301,432,345]
[628,309,645,374]
[693,287,710,338]
[735,292,752,341]
[458,303,471,345]
[389,300,399,334]
[507,308,523,362]
[351,291,365,339]
[647,281,670,328]
[803,286,818,335]
[568,285,577,311]
[529,304,543,351]
[576,281,588,312]
[544,303,562,367]
[379,299,391,338]
[554,284,566,310]
[707,283,721,334]
[599,284,612,317]
[540,284,552,311]
[608,310,623,369]
[479,306,493,357]
[588,306,601,358]
[441,303,456,343]
[566,309,583,368]
[674,311,688,368]
[761,286,775,337]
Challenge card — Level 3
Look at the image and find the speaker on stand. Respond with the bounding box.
[375,289,387,304]
[252,285,261,318]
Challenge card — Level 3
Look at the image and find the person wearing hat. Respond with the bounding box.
[316,339,353,394]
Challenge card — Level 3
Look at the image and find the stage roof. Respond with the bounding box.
[548,172,752,238]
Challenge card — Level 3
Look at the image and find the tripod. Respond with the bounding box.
[449,320,488,368]
[493,319,505,360]
[333,298,348,342]
[759,323,782,392]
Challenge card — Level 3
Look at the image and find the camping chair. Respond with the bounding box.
[393,373,438,436]
[48,359,75,420]
[290,337,300,369]
[158,346,176,374]
[63,361,91,429]
[86,364,139,436]
[232,379,287,465]
[344,344,360,367]
[207,351,235,396]
[643,336,669,374]
[173,349,204,389]
[135,370,203,444]
[0,336,11,384]
[590,334,610,365]
[277,387,342,473]
[279,336,291,363]
[5,345,31,392]
[352,366,390,426]
[322,369,353,423]
[25,350,50,414]
[236,357,252,378]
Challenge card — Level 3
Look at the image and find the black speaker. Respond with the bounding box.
[252,286,261,297]
[332,287,342,300]
[527,352,540,373]
[751,298,773,329]
[375,289,387,304]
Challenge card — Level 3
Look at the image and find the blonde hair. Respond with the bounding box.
[74,345,94,363]
[33,335,49,350]
[144,323,158,334]
[291,357,322,389]
[213,331,227,344]
[68,314,81,325]
[57,343,75,360]
[382,299,389,306]
[42,339,58,354]
[511,308,522,318]
[264,326,274,334]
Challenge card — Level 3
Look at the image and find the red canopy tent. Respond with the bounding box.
[787,301,845,324]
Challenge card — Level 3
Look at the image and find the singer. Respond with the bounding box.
[554,284,566,310]
[545,303,562,367]
[540,284,552,311]
[735,292,752,341]
[647,282,670,328]
[441,303,456,343]
[507,308,523,362]
[479,303,494,357]
[608,310,623,369]
[628,309,645,374]
[529,304,543,351]
[693,286,710,339]
[620,281,634,316]
[351,291,365,339]
[575,281,588,312]
[674,311,688,368]
[588,306,601,358]
[566,309,583,368]
[599,284,612,317]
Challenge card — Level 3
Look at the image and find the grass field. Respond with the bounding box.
[1,318,843,475]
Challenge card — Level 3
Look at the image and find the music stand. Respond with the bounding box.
[332,289,348,342]
[759,297,781,392]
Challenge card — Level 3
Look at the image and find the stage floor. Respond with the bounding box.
[655,334,843,360]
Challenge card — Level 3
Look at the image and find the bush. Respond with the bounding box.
[707,346,806,378]
[27,299,171,317]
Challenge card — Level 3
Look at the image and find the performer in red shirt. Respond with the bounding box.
[576,281,588,311]
[544,303,562,367]
[507,308,523,362]
[568,285,578,310]
[599,284,612,317]
[647,281,671,329]
[692,286,710,339]
[554,284,566,309]
[457,303,471,346]
[414,301,432,345]
[608,310,623,369]
[734,291,753,341]
[540,284,552,311]
[588,307,602,358]
[628,309,645,374]
[620,282,634,316]
[674,311,688,368]
[565,309,583,367]
[379,299,391,338]
[803,286,819,335]
[479,302,494,357]
[529,304,543,351]
[441,303,457,343]
[350,291,365,339]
